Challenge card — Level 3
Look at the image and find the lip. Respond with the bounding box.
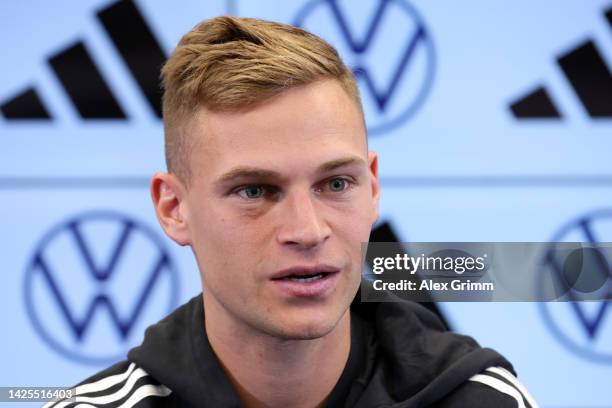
[270,264,341,298]
[270,264,340,280]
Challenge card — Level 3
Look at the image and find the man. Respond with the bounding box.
[46,16,537,408]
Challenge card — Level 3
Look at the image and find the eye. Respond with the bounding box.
[326,177,352,192]
[237,185,265,199]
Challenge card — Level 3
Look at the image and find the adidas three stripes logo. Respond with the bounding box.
[510,6,612,119]
[0,0,165,120]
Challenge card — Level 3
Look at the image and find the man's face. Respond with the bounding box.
[179,79,379,339]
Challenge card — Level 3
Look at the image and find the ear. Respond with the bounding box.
[150,172,191,246]
[368,151,381,225]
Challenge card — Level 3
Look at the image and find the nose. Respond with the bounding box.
[276,188,331,249]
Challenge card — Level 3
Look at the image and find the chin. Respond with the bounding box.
[268,310,346,341]
[276,324,336,341]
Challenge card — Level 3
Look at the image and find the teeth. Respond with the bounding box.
[287,273,325,282]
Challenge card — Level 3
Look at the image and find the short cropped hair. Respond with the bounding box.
[160,16,363,187]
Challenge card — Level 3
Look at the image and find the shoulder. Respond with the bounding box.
[42,361,173,408]
[434,365,538,408]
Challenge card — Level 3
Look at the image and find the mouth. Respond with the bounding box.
[270,265,340,297]
[279,272,329,282]
[271,264,340,281]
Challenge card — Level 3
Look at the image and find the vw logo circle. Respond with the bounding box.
[294,0,436,135]
[537,209,612,364]
[24,211,180,365]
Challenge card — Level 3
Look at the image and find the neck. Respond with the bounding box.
[204,297,351,408]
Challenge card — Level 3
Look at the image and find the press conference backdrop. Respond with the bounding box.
[1,0,611,406]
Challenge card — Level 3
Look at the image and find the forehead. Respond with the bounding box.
[187,79,367,178]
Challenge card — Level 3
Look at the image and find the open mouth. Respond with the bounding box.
[270,266,339,296]
[278,272,330,283]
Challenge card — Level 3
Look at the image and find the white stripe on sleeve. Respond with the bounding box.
[77,363,136,395]
[469,373,526,408]
[72,368,148,405]
[485,366,538,408]
[74,384,171,408]
[41,363,136,408]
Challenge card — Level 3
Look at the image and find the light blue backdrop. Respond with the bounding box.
[1,0,611,406]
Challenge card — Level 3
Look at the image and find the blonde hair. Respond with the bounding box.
[160,15,363,187]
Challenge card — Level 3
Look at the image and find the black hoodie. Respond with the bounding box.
[47,292,536,408]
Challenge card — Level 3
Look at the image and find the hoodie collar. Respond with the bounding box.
[129,290,514,408]
[129,294,242,407]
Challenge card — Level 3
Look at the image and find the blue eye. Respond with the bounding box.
[238,186,265,199]
[328,178,348,192]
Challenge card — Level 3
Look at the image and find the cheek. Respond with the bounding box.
[192,207,272,275]
[192,199,246,243]
[333,202,374,246]
[189,208,234,273]
[338,206,375,270]
[348,191,376,230]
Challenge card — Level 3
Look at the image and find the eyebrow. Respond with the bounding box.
[318,156,366,173]
[215,156,366,186]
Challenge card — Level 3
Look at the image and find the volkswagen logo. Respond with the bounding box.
[294,0,436,135]
[24,211,179,365]
[538,209,612,364]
